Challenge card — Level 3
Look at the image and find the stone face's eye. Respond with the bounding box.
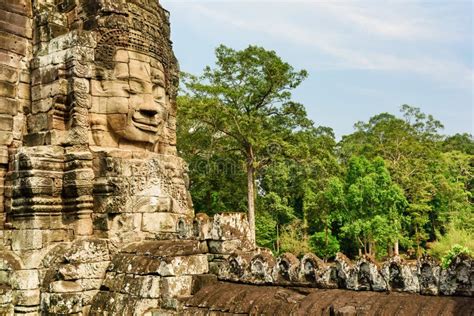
[153,84,166,100]
[129,80,150,94]
[125,87,138,95]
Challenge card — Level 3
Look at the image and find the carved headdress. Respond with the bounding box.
[90,0,179,94]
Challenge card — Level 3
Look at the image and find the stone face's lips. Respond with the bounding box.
[132,112,159,133]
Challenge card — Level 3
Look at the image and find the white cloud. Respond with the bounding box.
[307,1,461,41]
[164,1,473,89]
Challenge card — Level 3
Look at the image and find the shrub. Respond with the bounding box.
[428,226,474,260]
[441,244,472,269]
[279,220,311,256]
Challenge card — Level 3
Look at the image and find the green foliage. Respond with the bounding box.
[180,44,311,242]
[178,44,474,260]
[440,244,472,269]
[309,231,340,259]
[177,95,247,215]
[279,220,311,256]
[428,226,474,261]
[255,210,277,250]
[442,133,474,155]
[337,105,472,257]
[338,156,407,258]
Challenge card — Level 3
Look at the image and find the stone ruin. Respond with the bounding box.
[0,0,472,315]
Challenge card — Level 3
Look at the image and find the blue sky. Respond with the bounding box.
[161,0,473,138]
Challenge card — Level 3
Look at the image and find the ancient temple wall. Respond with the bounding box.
[0,0,32,237]
[0,0,189,259]
[0,1,472,315]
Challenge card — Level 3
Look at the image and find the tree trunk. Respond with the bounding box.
[246,159,256,245]
[276,224,280,253]
[394,239,399,256]
[415,226,421,259]
[325,223,329,247]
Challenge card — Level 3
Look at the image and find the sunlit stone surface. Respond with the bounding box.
[0,0,471,315]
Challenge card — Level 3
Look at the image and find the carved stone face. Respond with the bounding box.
[92,49,169,147]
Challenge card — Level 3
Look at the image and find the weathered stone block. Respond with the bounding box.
[122,240,207,257]
[208,240,242,254]
[44,292,83,314]
[142,212,180,233]
[31,67,59,86]
[0,98,18,115]
[160,276,192,297]
[0,31,28,56]
[193,213,211,240]
[0,146,8,163]
[0,82,17,98]
[139,275,161,298]
[19,70,30,84]
[0,65,19,84]
[0,0,32,17]
[49,281,82,293]
[11,230,43,251]
[27,113,50,133]
[9,217,60,231]
[0,10,32,39]
[58,262,109,280]
[0,115,13,131]
[14,270,39,290]
[17,83,30,100]
[210,213,252,242]
[12,113,25,140]
[0,51,23,69]
[151,254,208,276]
[0,284,13,305]
[15,289,41,306]
[78,278,102,291]
[191,274,218,295]
[109,213,142,238]
[31,99,53,114]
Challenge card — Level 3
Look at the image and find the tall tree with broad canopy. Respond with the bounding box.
[179,45,310,244]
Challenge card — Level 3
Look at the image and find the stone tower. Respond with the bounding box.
[0,0,223,314]
[2,0,193,248]
[0,1,472,315]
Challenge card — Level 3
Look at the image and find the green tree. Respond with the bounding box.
[309,231,340,260]
[279,220,311,256]
[431,151,473,233]
[339,157,407,258]
[257,126,341,249]
[442,133,474,155]
[305,176,345,251]
[180,45,310,244]
[177,95,247,215]
[338,106,446,256]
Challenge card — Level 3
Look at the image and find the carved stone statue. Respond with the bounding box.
[0,1,214,314]
[0,1,470,315]
[0,0,192,248]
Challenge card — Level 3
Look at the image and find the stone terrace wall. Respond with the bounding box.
[206,227,473,297]
[184,282,474,315]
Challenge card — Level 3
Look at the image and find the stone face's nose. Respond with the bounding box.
[132,93,157,112]
[139,109,158,119]
[133,109,159,130]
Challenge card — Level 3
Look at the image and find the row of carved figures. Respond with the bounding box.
[216,249,473,297]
